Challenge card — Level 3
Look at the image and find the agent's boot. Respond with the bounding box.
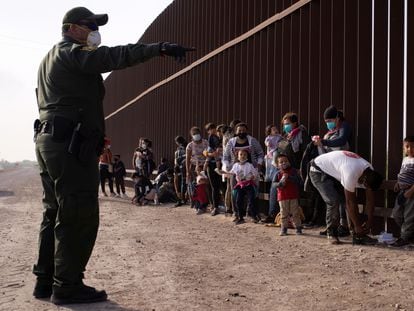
[51,284,107,305]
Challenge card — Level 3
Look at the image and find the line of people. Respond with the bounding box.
[103,106,413,248]
[168,106,412,247]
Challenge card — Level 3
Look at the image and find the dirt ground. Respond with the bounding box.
[0,165,413,311]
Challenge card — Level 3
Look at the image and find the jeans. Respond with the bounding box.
[309,170,344,235]
[234,185,256,218]
[268,182,280,216]
[392,194,414,240]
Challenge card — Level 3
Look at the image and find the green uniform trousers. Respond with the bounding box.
[33,132,99,294]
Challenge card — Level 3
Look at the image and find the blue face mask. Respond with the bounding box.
[283,124,292,133]
[326,121,336,131]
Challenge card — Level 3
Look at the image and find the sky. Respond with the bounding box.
[0,0,173,162]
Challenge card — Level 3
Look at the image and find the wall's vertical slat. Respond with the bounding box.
[307,1,320,133]
[319,0,332,124]
[281,0,292,116]
[343,0,358,143]
[299,5,310,131]
[388,0,405,179]
[331,1,344,113]
[356,0,373,159]
[407,0,414,136]
[372,0,388,173]
[290,9,300,115]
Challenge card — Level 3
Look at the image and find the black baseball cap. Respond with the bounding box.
[63,7,108,26]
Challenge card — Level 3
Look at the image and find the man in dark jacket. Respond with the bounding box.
[33,6,194,305]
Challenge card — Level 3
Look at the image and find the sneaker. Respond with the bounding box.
[337,225,351,237]
[121,193,128,199]
[279,228,288,236]
[389,237,412,247]
[196,208,205,215]
[327,229,340,244]
[319,229,327,236]
[246,215,258,223]
[303,222,318,229]
[232,216,240,222]
[110,192,116,197]
[235,218,245,225]
[296,227,303,235]
[115,193,121,198]
[210,208,219,216]
[261,215,276,224]
[51,284,107,305]
[352,234,377,246]
[174,200,183,207]
[102,192,108,197]
[33,282,52,299]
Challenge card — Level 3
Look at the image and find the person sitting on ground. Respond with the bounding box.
[391,136,414,247]
[157,157,169,175]
[154,168,179,204]
[131,172,156,205]
[309,150,383,245]
[113,154,127,198]
[219,149,259,224]
[273,154,303,236]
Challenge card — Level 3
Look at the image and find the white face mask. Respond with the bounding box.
[87,30,101,48]
[192,134,201,142]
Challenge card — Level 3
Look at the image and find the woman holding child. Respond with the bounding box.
[222,122,264,222]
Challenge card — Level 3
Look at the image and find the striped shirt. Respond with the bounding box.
[398,156,414,188]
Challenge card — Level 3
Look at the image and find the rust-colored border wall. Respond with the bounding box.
[103,0,411,228]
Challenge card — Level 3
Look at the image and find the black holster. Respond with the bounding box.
[68,123,104,163]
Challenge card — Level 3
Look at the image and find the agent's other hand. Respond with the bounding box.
[160,42,196,63]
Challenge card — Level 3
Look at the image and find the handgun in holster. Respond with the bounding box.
[33,119,41,142]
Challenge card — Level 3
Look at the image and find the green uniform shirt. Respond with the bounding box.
[37,36,160,135]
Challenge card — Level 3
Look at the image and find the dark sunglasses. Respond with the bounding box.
[78,22,98,31]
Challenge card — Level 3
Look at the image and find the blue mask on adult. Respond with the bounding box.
[326,121,336,131]
[283,124,292,133]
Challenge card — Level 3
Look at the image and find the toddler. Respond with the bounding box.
[273,154,303,235]
[391,136,414,247]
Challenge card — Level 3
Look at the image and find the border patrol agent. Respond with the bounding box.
[33,7,194,305]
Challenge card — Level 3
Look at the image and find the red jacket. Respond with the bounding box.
[274,167,300,201]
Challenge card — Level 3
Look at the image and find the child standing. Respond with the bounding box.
[391,136,414,247]
[274,154,303,235]
[220,149,259,224]
[113,154,127,198]
[264,124,283,182]
[191,171,210,215]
